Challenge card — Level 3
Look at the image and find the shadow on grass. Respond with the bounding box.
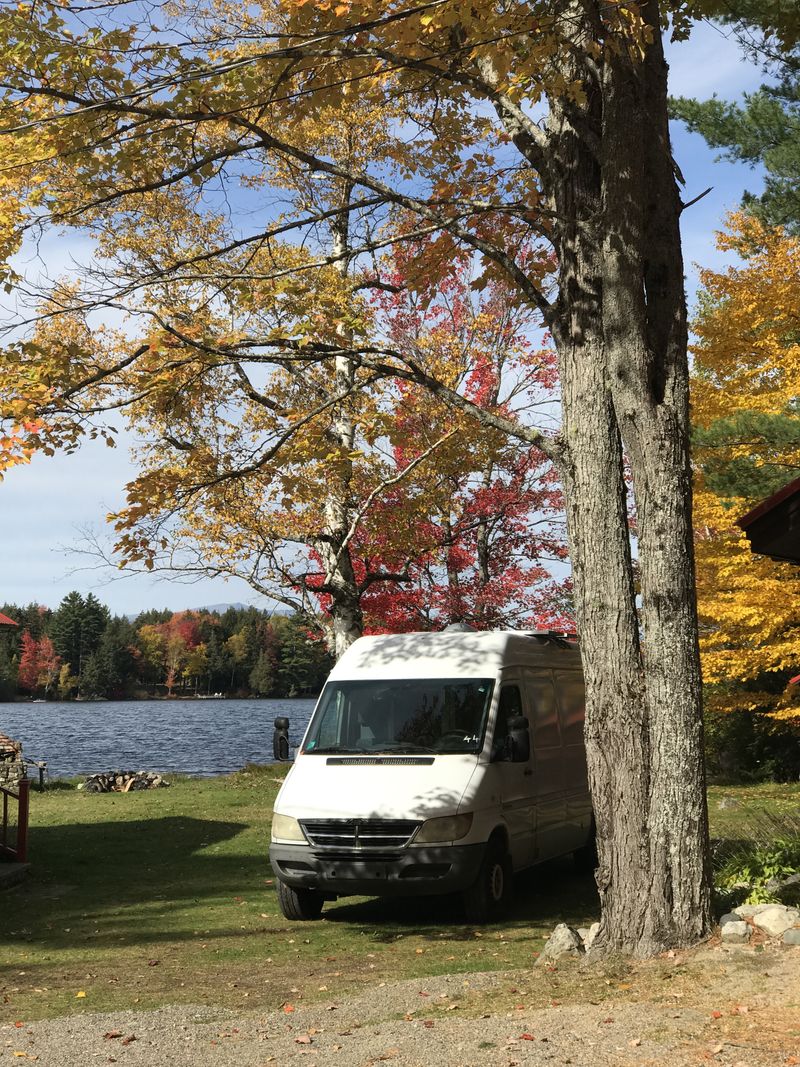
[322,855,599,937]
[1,816,256,951]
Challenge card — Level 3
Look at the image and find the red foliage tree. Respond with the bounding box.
[305,243,573,633]
[17,630,62,695]
[366,245,570,631]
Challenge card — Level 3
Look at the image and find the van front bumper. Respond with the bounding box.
[269,842,485,896]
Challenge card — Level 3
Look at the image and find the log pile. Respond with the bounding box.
[79,770,170,793]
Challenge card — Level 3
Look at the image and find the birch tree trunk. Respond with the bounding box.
[316,184,365,660]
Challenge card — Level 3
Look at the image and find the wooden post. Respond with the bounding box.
[16,777,29,863]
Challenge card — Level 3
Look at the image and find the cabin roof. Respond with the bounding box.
[738,476,800,564]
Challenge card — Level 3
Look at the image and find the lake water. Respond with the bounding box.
[0,698,317,778]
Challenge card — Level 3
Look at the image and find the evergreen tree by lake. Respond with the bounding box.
[0,594,334,701]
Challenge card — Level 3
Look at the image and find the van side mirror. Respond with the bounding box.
[507,715,530,763]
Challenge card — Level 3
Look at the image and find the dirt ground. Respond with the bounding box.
[1,941,798,1067]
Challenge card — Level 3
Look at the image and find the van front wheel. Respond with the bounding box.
[462,840,512,923]
[277,880,324,921]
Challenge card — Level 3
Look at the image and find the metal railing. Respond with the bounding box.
[0,777,29,863]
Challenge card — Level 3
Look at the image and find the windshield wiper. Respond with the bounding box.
[373,743,437,754]
[305,746,367,754]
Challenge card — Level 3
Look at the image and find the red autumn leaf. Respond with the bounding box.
[283,1003,295,1013]
[120,1035,136,1046]
[520,1033,535,1040]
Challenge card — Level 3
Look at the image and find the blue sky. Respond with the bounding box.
[0,21,771,616]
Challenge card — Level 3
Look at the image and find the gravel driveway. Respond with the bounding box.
[2,946,798,1067]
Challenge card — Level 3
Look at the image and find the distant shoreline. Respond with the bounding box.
[2,693,320,704]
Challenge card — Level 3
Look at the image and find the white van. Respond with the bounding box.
[269,629,594,922]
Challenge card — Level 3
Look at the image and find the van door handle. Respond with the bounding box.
[523,768,533,776]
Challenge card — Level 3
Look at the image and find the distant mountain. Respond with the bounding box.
[194,602,251,613]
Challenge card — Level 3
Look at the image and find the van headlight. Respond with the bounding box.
[415,813,473,843]
[271,813,306,843]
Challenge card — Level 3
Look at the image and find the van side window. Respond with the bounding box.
[555,672,585,746]
[525,670,560,748]
[492,685,524,760]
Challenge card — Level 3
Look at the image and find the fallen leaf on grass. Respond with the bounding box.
[295,1035,312,1045]
[423,1020,434,1029]
[629,1038,641,1047]
[120,1036,136,1046]
[710,1011,723,1020]
[283,1003,296,1014]
[520,1033,535,1041]
[103,1031,123,1040]
[147,959,160,967]
[75,991,86,998]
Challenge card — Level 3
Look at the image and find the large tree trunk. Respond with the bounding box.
[549,0,712,954]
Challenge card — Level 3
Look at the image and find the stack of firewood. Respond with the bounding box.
[79,770,170,792]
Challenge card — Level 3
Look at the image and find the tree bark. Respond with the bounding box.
[317,183,365,660]
[546,0,712,954]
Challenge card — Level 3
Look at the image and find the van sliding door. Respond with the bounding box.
[490,681,536,870]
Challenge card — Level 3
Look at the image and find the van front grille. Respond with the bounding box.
[300,818,420,850]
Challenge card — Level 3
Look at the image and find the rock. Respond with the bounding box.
[783,928,800,945]
[537,923,583,962]
[719,912,740,926]
[752,905,800,938]
[734,904,772,919]
[721,920,751,944]
[766,872,800,895]
[582,922,601,951]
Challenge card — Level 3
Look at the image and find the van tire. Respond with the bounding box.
[462,839,512,923]
[277,880,324,920]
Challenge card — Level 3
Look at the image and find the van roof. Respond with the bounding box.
[329,631,581,681]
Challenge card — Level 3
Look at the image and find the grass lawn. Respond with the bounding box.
[1,769,798,1023]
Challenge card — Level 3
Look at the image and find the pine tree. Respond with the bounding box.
[249,651,275,697]
[671,7,800,232]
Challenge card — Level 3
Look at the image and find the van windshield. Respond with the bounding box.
[303,678,495,755]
